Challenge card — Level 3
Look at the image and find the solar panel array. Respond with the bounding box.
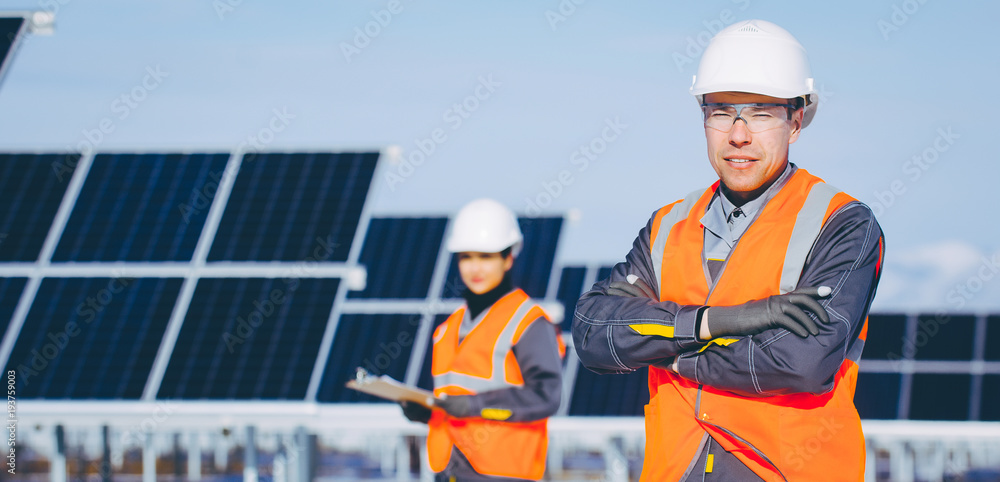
[0,149,997,421]
[0,151,379,403]
[854,313,999,421]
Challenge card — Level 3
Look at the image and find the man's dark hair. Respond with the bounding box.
[786,96,807,120]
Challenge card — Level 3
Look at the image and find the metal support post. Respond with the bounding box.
[244,426,258,482]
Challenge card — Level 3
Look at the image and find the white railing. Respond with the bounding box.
[13,401,1000,481]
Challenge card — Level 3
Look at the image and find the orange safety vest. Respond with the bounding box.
[642,169,868,481]
[427,289,558,480]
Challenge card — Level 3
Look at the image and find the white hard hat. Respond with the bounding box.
[446,198,523,256]
[691,19,818,128]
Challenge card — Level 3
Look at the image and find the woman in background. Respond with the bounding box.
[400,198,564,481]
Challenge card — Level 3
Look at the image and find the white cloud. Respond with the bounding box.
[872,240,1000,313]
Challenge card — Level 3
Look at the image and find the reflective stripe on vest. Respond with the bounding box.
[433,298,535,393]
[641,169,866,482]
[779,181,840,294]
[649,188,705,296]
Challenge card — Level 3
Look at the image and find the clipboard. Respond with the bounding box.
[345,367,441,409]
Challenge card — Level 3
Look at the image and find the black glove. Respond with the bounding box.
[704,286,831,339]
[435,394,474,418]
[606,274,657,299]
[399,401,431,424]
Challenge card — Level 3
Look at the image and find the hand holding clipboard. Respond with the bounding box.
[345,367,442,409]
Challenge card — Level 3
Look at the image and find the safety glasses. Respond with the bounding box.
[701,103,797,133]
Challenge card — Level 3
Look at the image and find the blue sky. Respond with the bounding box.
[0,1,997,312]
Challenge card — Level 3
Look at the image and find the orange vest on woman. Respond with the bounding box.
[642,169,867,481]
[427,289,553,480]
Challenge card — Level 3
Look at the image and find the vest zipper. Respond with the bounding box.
[694,384,789,482]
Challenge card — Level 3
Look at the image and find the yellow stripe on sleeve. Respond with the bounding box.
[628,324,675,338]
[480,408,513,421]
[697,337,740,353]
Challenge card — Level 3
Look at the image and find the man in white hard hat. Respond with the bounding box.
[573,20,884,481]
[399,198,564,481]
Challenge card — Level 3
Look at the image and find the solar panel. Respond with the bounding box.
[861,314,907,360]
[908,374,971,421]
[0,153,80,261]
[555,266,587,330]
[982,375,1000,421]
[442,217,563,299]
[854,372,901,420]
[911,314,975,361]
[157,278,339,399]
[316,313,423,403]
[208,152,378,262]
[6,277,182,399]
[0,277,27,343]
[52,153,230,261]
[985,315,1000,361]
[348,217,448,299]
[596,265,614,283]
[0,17,25,75]
[568,366,648,416]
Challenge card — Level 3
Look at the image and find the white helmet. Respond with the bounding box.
[691,19,818,128]
[446,198,523,256]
